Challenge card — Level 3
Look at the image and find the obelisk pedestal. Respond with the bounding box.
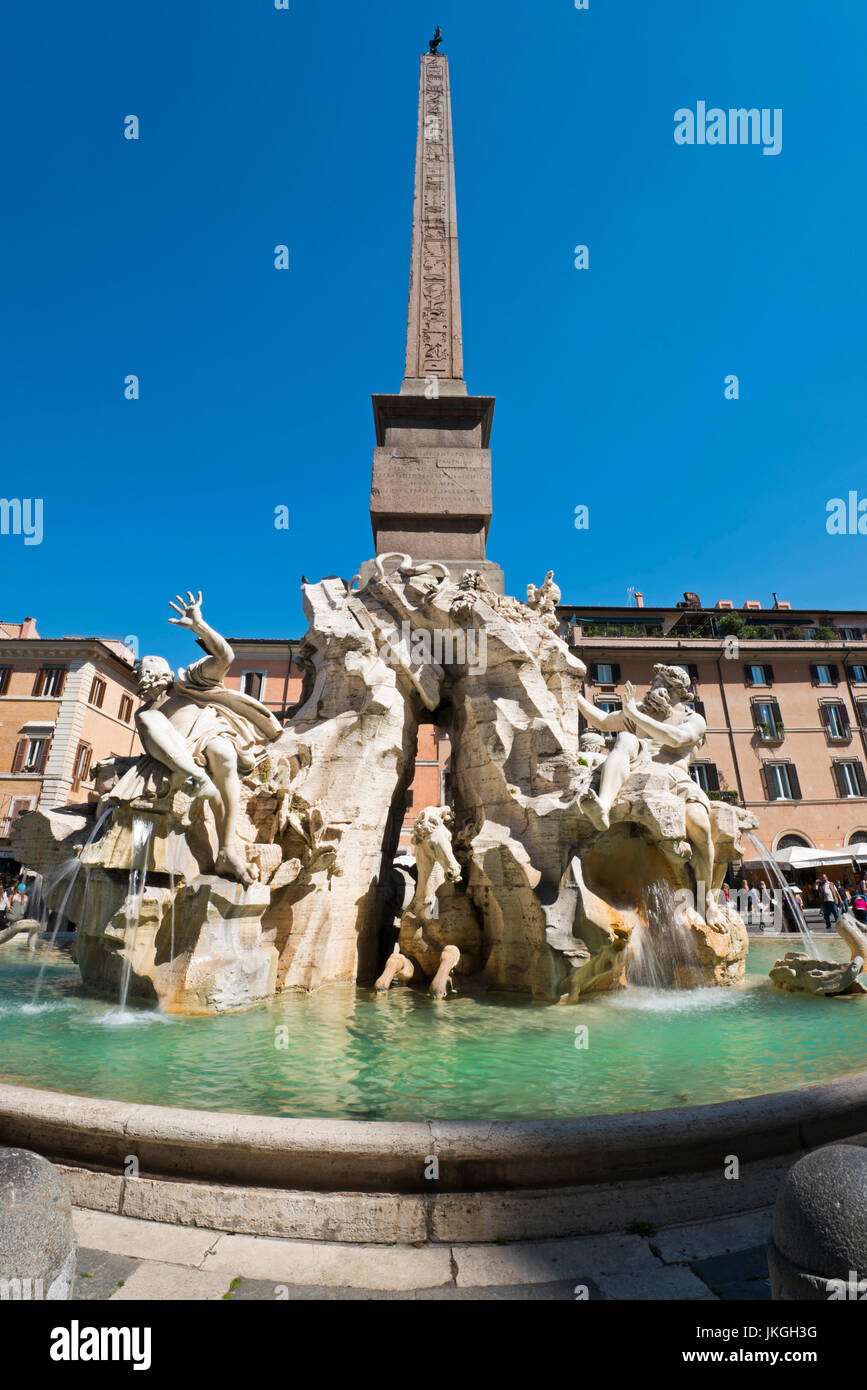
[370,49,504,593]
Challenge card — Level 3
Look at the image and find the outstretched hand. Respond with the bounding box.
[168,590,204,628]
[623,680,639,714]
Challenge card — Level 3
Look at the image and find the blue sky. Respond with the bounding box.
[3,0,865,664]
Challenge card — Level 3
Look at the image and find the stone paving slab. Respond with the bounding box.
[67,1208,784,1302]
[651,1207,774,1264]
[75,1248,140,1301]
[200,1232,454,1291]
[73,1208,219,1266]
[691,1245,773,1302]
[220,1277,602,1300]
[111,1261,231,1302]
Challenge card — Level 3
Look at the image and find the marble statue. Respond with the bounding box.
[14,560,755,1012]
[769,912,867,997]
[575,665,727,923]
[112,592,283,882]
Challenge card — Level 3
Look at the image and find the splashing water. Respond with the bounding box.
[29,807,114,1005]
[744,833,821,956]
[626,879,702,990]
[117,817,154,1012]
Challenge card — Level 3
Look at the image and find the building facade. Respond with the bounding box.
[0,618,140,863]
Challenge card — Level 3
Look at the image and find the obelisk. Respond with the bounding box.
[370,36,504,593]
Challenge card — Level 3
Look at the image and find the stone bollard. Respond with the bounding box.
[767,1144,867,1299]
[0,1147,78,1300]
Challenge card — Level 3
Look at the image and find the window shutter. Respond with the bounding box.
[831,762,845,798]
[743,664,752,685]
[830,664,840,685]
[759,762,770,798]
[611,663,621,684]
[705,763,720,793]
[763,665,775,685]
[686,663,699,682]
[36,739,52,774]
[32,669,45,696]
[55,667,67,697]
[856,762,867,797]
[787,763,803,800]
[11,740,26,773]
[840,704,851,734]
[692,698,706,718]
[819,704,831,732]
[809,664,818,686]
[588,664,598,683]
[751,704,763,732]
[0,668,9,695]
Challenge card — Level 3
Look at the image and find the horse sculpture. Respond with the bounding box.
[374,806,483,999]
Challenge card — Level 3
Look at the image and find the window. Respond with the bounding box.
[594,697,622,714]
[590,662,620,686]
[240,670,266,701]
[685,664,700,686]
[777,833,811,851]
[0,667,10,696]
[820,701,850,742]
[762,762,802,801]
[3,797,34,836]
[841,628,861,641]
[118,694,134,723]
[71,742,92,790]
[12,737,50,774]
[744,664,774,686]
[689,698,706,718]
[33,666,66,697]
[847,830,867,848]
[833,760,867,799]
[851,666,867,684]
[88,676,106,709]
[752,698,784,740]
[690,762,719,794]
[810,663,839,686]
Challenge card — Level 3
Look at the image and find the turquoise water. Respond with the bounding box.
[0,939,863,1121]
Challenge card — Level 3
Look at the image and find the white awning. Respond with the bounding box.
[743,845,867,870]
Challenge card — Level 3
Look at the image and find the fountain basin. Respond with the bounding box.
[0,1068,865,1244]
[1,939,866,1240]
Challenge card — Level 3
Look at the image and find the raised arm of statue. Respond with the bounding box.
[572,688,625,731]
[622,682,705,751]
[168,591,234,684]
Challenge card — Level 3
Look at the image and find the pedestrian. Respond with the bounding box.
[851,889,867,927]
[815,874,842,929]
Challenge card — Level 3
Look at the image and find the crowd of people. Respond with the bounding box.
[723,872,867,930]
[0,874,31,930]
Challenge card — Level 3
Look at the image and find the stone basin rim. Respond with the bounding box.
[1,1070,866,1195]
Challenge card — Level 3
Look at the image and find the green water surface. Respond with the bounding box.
[0,939,863,1121]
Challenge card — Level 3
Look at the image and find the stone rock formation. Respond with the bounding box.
[769,912,867,997]
[14,561,755,1012]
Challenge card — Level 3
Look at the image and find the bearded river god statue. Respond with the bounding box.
[14,564,757,1012]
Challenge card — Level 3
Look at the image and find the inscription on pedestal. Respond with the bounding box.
[371,448,492,517]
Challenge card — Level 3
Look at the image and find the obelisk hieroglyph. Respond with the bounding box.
[370,42,504,593]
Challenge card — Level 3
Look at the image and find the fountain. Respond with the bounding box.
[12,573,757,1014]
